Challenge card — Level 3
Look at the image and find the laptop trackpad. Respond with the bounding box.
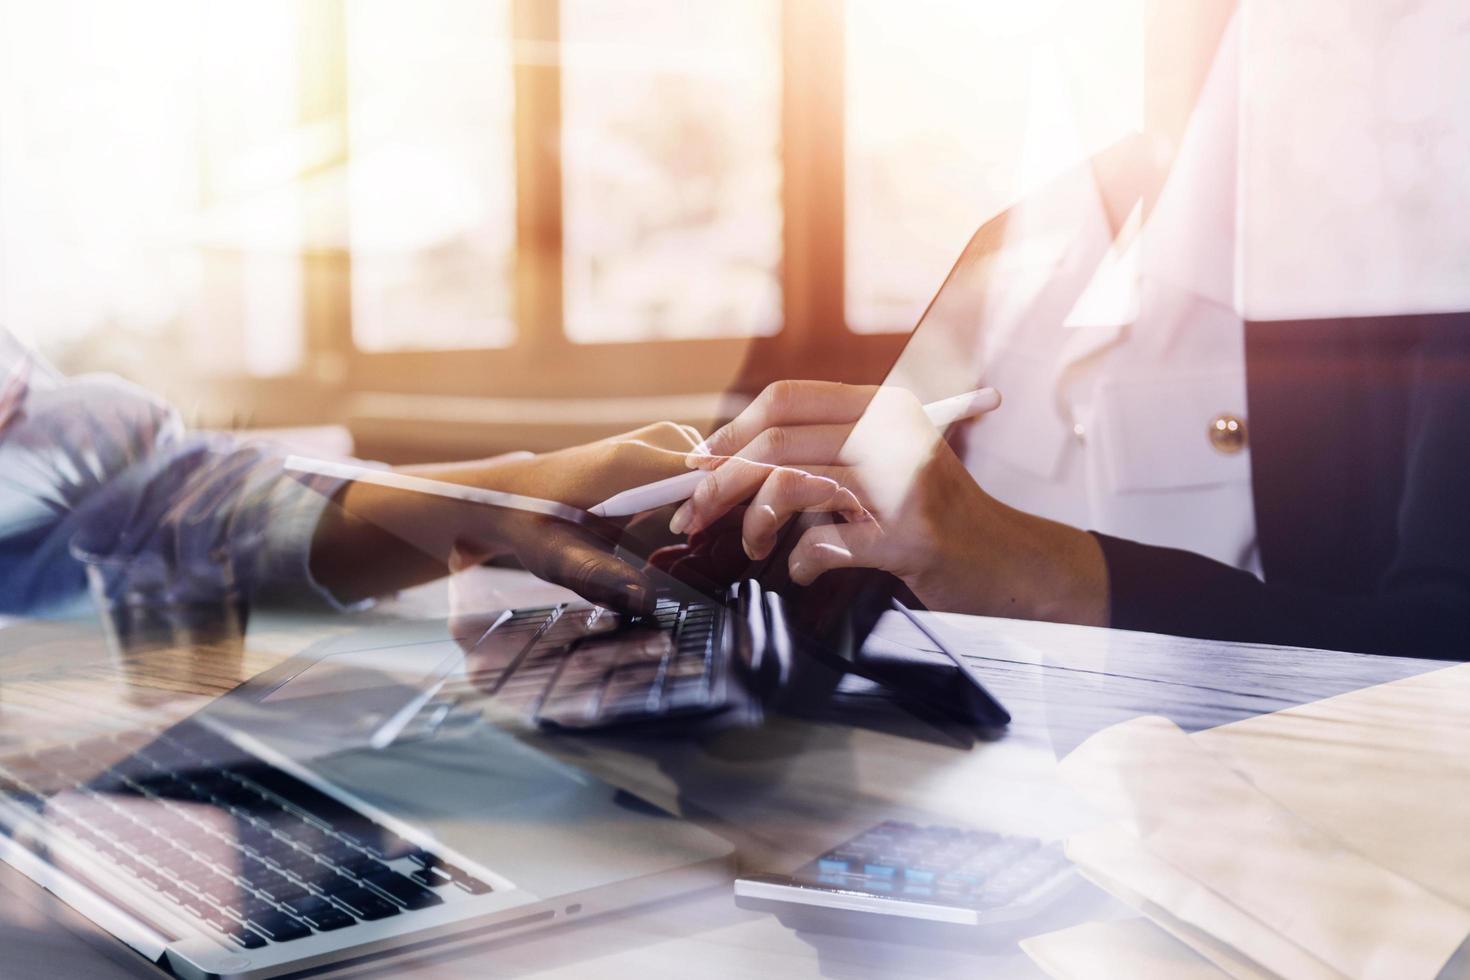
[235,642,464,753]
[301,726,728,899]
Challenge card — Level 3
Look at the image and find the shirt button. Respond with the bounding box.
[1208,413,1247,454]
[1072,422,1087,443]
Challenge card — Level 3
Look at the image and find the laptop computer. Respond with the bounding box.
[0,652,735,980]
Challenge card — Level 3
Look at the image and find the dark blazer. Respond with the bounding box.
[1098,311,1470,659]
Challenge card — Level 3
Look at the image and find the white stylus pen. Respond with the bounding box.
[589,386,1001,518]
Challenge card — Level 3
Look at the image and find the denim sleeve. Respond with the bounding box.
[0,335,351,616]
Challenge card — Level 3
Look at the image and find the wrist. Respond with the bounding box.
[987,505,1109,626]
[411,453,551,501]
[909,493,1109,627]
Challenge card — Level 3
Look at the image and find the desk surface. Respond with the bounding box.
[0,570,1451,980]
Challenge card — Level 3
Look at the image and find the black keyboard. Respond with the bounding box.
[443,586,746,729]
[0,725,492,950]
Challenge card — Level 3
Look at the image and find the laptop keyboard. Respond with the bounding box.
[446,590,733,729]
[0,724,491,950]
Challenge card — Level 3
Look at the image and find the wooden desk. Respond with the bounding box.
[0,571,1449,979]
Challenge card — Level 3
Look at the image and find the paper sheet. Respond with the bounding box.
[1055,712,1470,980]
[1067,824,1333,980]
[1021,918,1231,980]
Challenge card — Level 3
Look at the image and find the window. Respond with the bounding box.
[560,0,783,343]
[347,0,518,352]
[0,0,306,379]
[0,1,1144,407]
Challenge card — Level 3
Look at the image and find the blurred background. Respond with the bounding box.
[0,0,1145,461]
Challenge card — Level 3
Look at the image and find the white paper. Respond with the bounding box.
[1059,715,1470,980]
[1022,917,1231,980]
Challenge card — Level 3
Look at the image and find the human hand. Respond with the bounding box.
[666,380,1107,624]
[493,421,704,512]
[667,381,977,601]
[436,422,711,611]
[309,422,704,612]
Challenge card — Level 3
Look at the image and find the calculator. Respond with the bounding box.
[734,820,1077,940]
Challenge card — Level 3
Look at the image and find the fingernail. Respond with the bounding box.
[624,582,653,615]
[789,560,806,584]
[742,536,756,560]
[669,505,690,535]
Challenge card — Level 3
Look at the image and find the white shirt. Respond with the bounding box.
[962,16,1259,574]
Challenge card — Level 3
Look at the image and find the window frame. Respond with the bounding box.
[306,0,904,404]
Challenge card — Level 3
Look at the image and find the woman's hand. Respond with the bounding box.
[308,422,704,612]
[667,380,1109,625]
[485,421,703,511]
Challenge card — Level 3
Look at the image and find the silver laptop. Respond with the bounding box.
[0,637,734,979]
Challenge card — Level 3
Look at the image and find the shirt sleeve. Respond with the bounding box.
[68,433,359,610]
[1094,530,1470,659]
[1094,317,1470,660]
[0,332,356,614]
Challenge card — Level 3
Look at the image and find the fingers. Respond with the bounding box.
[787,520,886,586]
[699,381,882,458]
[741,468,871,560]
[670,457,852,536]
[687,422,852,472]
[516,522,654,615]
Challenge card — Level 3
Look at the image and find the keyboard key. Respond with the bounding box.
[316,840,362,865]
[252,873,309,904]
[336,827,415,861]
[326,886,401,921]
[405,849,439,869]
[270,852,321,878]
[234,896,281,922]
[245,910,312,943]
[411,866,453,888]
[153,878,193,903]
[197,907,242,933]
[284,896,357,932]
[450,876,493,896]
[338,854,393,881]
[362,871,445,910]
[133,869,168,893]
[173,892,213,920]
[197,873,248,905]
[226,929,268,950]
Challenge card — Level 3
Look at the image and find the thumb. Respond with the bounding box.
[787,519,885,586]
[447,541,491,575]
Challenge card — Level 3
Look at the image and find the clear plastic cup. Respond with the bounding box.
[71,541,253,660]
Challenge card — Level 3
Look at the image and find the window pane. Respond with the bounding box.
[561,0,783,343]
[0,0,304,378]
[347,0,516,352]
[845,0,1142,332]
